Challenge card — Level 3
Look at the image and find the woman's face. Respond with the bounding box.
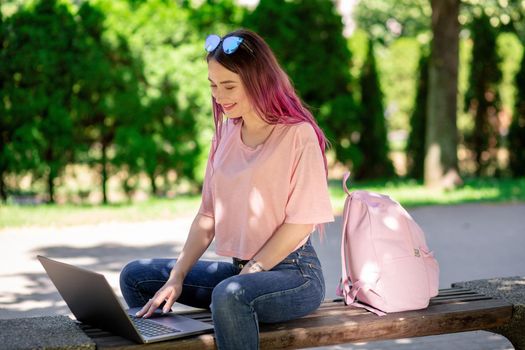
[208,59,254,120]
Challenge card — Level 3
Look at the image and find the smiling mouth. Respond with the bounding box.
[222,103,236,111]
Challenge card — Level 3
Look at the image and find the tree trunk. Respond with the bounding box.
[0,171,7,203]
[425,0,463,188]
[150,173,157,197]
[101,141,108,204]
[46,147,55,204]
[474,98,487,176]
[47,172,55,204]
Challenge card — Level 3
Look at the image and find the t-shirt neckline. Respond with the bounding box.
[237,120,278,151]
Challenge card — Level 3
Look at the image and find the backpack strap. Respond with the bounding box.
[342,171,352,195]
[338,172,354,297]
[348,299,387,316]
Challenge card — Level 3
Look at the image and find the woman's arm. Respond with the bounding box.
[170,213,215,281]
[240,222,314,274]
[137,213,215,317]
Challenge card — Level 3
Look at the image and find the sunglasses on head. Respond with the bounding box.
[205,34,253,55]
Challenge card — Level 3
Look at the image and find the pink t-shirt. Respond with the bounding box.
[198,119,334,259]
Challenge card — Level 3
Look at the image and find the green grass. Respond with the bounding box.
[0,195,202,229]
[1,177,524,230]
[329,177,525,213]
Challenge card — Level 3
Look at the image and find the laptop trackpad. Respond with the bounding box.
[126,307,213,331]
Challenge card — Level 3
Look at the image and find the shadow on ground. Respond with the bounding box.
[0,241,226,319]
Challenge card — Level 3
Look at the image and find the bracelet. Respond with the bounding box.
[246,260,265,272]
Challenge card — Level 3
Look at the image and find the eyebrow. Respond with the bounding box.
[207,78,238,84]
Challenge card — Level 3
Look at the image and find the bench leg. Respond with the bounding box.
[487,305,525,350]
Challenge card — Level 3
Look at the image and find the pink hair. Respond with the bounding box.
[207,29,331,235]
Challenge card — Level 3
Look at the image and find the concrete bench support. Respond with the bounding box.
[453,276,525,350]
[0,315,95,350]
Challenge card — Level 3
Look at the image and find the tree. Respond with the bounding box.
[1,0,81,203]
[183,0,245,36]
[355,0,524,183]
[97,0,203,197]
[75,2,144,204]
[407,50,429,180]
[464,13,503,176]
[244,0,361,169]
[425,0,462,188]
[354,0,431,45]
[0,11,8,202]
[114,77,201,198]
[355,38,394,179]
[508,51,525,176]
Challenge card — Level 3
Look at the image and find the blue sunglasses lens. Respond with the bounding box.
[205,34,221,52]
[205,35,244,55]
[222,36,243,54]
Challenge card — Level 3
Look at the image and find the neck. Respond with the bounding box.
[241,113,272,133]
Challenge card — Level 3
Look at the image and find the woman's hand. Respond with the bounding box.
[135,278,183,318]
[239,260,265,275]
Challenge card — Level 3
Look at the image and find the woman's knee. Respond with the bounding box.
[120,259,141,282]
[119,259,175,287]
[119,259,145,292]
[211,277,249,313]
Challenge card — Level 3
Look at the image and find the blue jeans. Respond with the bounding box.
[119,238,325,350]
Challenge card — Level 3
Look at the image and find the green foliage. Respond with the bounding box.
[508,50,525,176]
[354,0,525,177]
[354,0,431,45]
[74,2,143,203]
[244,0,361,168]
[0,11,7,201]
[0,0,246,203]
[497,33,523,123]
[378,37,422,132]
[1,0,82,202]
[406,49,429,180]
[355,0,524,45]
[355,39,394,180]
[464,13,503,176]
[183,0,245,35]
[94,0,242,188]
[460,0,524,34]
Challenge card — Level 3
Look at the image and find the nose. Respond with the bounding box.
[213,90,225,104]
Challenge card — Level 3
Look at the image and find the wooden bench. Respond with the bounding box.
[79,287,521,350]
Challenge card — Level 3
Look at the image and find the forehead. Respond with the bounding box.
[207,60,240,83]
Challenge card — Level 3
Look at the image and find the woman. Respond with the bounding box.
[120,29,334,349]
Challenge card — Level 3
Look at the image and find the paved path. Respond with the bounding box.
[1,203,524,349]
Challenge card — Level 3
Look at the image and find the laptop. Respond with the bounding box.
[37,255,214,343]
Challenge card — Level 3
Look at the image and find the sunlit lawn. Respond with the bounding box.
[1,177,524,229]
[0,195,201,229]
[329,176,525,209]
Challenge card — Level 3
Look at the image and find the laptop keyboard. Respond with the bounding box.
[131,316,181,337]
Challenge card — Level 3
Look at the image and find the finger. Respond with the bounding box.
[143,299,162,318]
[163,292,177,314]
[136,298,153,317]
[143,292,168,318]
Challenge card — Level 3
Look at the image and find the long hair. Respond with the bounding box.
[206,28,331,176]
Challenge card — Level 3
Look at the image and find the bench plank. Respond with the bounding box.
[81,288,513,350]
[258,299,512,349]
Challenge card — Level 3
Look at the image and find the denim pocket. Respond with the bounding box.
[297,259,325,300]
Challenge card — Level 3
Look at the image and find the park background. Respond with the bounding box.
[1,0,525,349]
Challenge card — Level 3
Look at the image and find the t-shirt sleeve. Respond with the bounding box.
[284,130,334,225]
[198,139,216,218]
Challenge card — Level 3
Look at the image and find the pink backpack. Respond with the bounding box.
[336,172,439,316]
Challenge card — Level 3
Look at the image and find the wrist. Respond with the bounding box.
[169,268,186,282]
[246,260,266,273]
